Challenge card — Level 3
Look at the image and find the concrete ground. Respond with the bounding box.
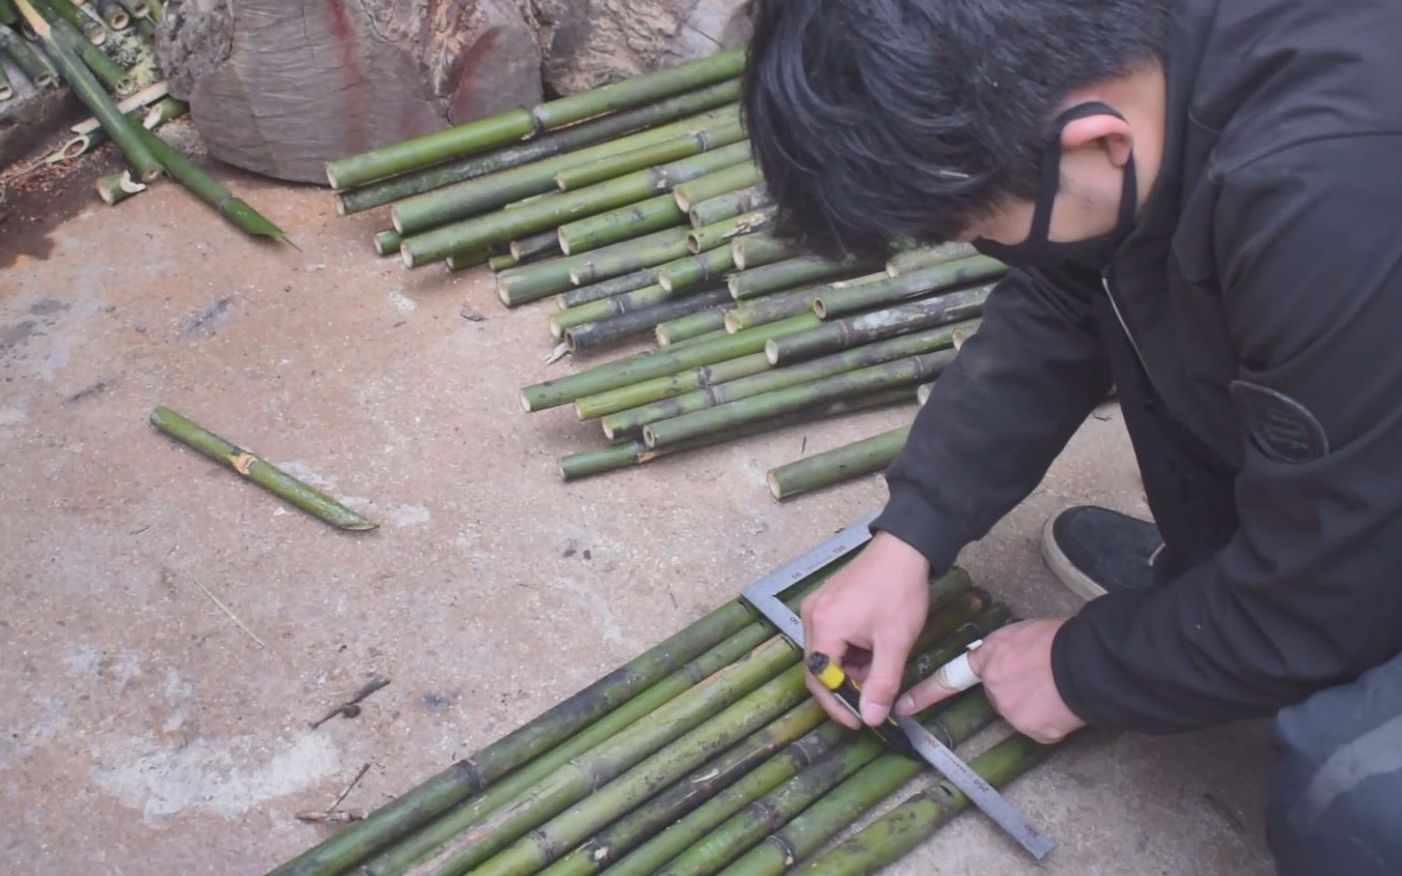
[1,139,1275,876]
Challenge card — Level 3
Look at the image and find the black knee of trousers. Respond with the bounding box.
[1268,651,1402,876]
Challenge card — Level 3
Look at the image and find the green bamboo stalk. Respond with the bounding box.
[390,105,740,235]
[540,701,829,876]
[728,256,875,301]
[521,314,821,412]
[95,169,146,204]
[374,230,402,257]
[567,288,732,352]
[768,426,911,500]
[561,388,914,480]
[149,406,374,531]
[601,323,969,441]
[555,119,745,191]
[885,242,979,277]
[271,585,802,876]
[558,269,658,309]
[643,350,955,450]
[16,0,155,177]
[0,26,58,89]
[94,0,127,28]
[673,162,765,212]
[568,227,692,286]
[690,185,773,229]
[813,255,1005,319]
[326,109,536,190]
[556,192,688,255]
[508,229,560,262]
[686,210,772,254]
[657,245,734,292]
[334,81,741,215]
[400,141,750,266]
[768,287,991,366]
[573,352,771,421]
[114,0,147,17]
[42,0,103,44]
[530,47,745,130]
[665,328,730,349]
[486,252,518,272]
[141,0,156,19]
[656,307,730,346]
[447,249,491,271]
[38,3,131,95]
[551,282,691,339]
[132,124,294,244]
[0,0,15,22]
[729,233,804,273]
[712,698,1001,876]
[725,273,886,333]
[614,605,1005,876]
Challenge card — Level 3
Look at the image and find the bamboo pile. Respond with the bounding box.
[266,565,1059,876]
[0,0,288,243]
[326,49,1007,493]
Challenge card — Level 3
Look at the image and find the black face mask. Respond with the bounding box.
[973,102,1138,272]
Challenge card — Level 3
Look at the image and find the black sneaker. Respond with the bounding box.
[1041,506,1163,599]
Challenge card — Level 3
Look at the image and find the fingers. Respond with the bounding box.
[895,644,988,717]
[858,629,915,726]
[805,670,862,729]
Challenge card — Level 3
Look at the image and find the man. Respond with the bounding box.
[741,1,1402,872]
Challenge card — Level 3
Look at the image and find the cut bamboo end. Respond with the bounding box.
[334,194,348,216]
[727,275,742,299]
[685,231,704,254]
[399,246,413,268]
[389,207,405,234]
[654,324,672,347]
[813,299,830,319]
[658,273,676,293]
[548,316,565,340]
[764,339,781,365]
[766,471,783,500]
[558,231,575,256]
[731,240,748,270]
[325,165,341,189]
[688,207,705,228]
[723,310,742,333]
[104,10,130,29]
[0,84,12,101]
[641,425,659,448]
[96,170,146,205]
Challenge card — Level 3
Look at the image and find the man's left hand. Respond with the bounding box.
[895,618,1086,743]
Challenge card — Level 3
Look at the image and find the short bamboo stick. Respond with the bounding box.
[508,229,560,262]
[689,185,772,229]
[498,227,690,307]
[656,307,730,346]
[768,426,910,500]
[725,273,886,333]
[95,169,145,204]
[567,288,732,352]
[521,313,821,412]
[768,286,990,366]
[554,119,745,191]
[673,161,765,212]
[656,245,734,292]
[558,269,657,309]
[446,249,491,271]
[686,210,772,254]
[885,242,978,277]
[374,230,402,257]
[149,406,374,531]
[813,255,1005,319]
[335,81,741,215]
[730,233,803,273]
[728,255,874,301]
[573,352,771,421]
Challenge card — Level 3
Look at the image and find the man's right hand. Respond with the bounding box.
[800,531,933,729]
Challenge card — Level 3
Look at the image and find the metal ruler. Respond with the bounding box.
[741,511,1056,861]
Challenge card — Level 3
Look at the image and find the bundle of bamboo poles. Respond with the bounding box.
[328,48,1008,490]
[0,0,288,242]
[266,564,1059,876]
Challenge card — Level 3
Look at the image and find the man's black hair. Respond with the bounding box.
[742,0,1173,260]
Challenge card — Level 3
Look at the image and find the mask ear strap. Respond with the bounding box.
[1028,101,1126,244]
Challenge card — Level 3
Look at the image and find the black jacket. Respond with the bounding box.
[873,0,1402,732]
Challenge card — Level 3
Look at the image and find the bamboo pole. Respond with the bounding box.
[768,426,911,500]
[556,192,688,255]
[497,227,690,306]
[473,589,987,876]
[567,227,692,286]
[690,185,772,229]
[885,242,977,277]
[673,162,765,212]
[114,0,147,17]
[399,142,750,266]
[95,169,146,204]
[42,0,103,43]
[725,273,886,333]
[149,406,375,531]
[447,249,491,271]
[326,111,535,190]
[34,1,132,95]
[271,588,799,876]
[560,388,913,481]
[573,352,771,421]
[520,313,821,412]
[334,81,741,215]
[601,323,970,440]
[567,288,732,352]
[374,230,402,257]
[643,351,954,450]
[555,120,745,191]
[94,0,127,28]
[813,255,1005,319]
[730,234,804,273]
[508,229,560,262]
[656,246,734,293]
[767,288,991,366]
[558,269,658,309]
[551,282,694,339]
[613,605,1004,876]
[656,308,730,346]
[686,210,771,254]
[16,0,156,177]
[530,47,745,129]
[0,25,57,89]
[728,256,874,301]
[795,735,1054,876]
[390,105,740,235]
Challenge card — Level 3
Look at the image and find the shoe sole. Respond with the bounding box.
[1039,515,1108,600]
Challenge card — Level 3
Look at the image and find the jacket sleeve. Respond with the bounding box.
[1053,134,1402,732]
[872,264,1113,574]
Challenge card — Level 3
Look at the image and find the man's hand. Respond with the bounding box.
[897,618,1086,743]
[801,531,931,729]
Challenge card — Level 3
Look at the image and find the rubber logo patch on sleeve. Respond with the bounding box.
[1229,380,1329,463]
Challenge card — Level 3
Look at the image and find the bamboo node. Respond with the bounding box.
[232,451,256,475]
